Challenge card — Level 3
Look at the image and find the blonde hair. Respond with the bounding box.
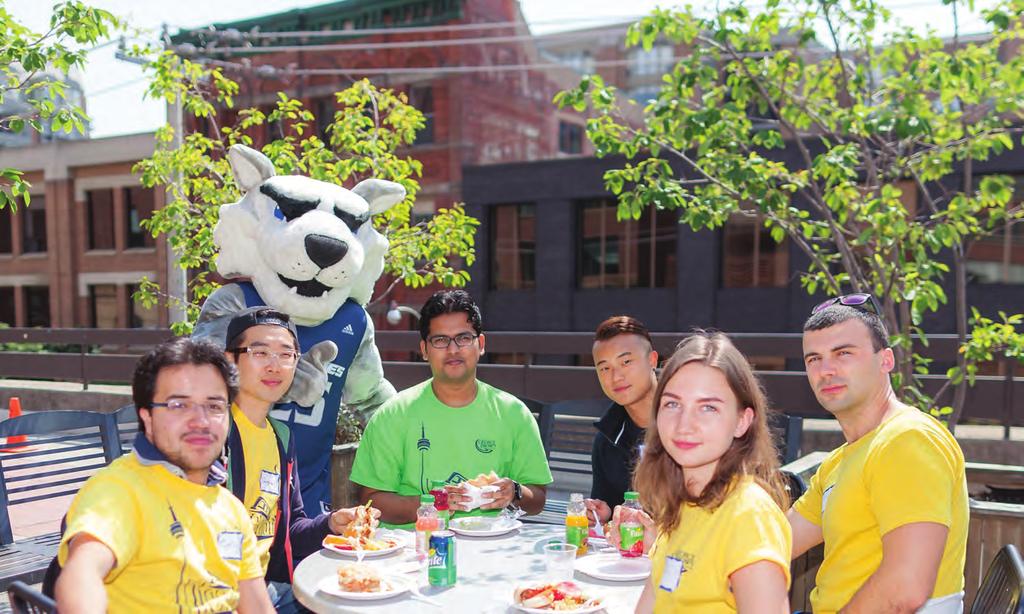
[632,332,788,534]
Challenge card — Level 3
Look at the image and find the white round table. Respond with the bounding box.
[293,524,646,613]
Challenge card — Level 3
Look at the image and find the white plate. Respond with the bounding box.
[316,572,414,601]
[575,553,651,582]
[447,517,523,537]
[321,529,410,558]
[512,599,605,613]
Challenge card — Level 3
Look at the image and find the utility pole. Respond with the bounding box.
[116,30,188,326]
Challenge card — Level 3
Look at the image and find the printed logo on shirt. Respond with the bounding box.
[168,504,184,539]
[216,531,243,561]
[475,439,496,454]
[249,496,276,540]
[341,324,355,335]
[446,471,469,484]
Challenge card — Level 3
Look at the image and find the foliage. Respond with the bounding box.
[131,50,478,336]
[0,2,120,210]
[556,0,1024,428]
[335,406,363,445]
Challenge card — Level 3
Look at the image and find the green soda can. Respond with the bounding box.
[619,491,645,558]
[428,530,457,586]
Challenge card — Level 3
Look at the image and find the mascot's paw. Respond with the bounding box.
[283,340,339,406]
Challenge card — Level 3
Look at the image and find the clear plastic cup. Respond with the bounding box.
[544,542,578,582]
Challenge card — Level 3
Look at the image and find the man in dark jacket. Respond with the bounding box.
[224,307,379,611]
[585,316,657,526]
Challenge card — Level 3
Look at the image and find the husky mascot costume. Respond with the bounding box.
[193,144,401,514]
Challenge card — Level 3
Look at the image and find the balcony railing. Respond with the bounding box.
[0,328,1019,429]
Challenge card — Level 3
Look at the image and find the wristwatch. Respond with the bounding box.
[512,480,523,501]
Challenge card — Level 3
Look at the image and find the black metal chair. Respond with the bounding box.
[971,544,1024,614]
[7,580,56,613]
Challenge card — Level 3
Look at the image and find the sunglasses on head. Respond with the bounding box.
[811,293,881,316]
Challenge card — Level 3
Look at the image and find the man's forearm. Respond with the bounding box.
[840,569,928,614]
[359,487,419,524]
[519,484,547,515]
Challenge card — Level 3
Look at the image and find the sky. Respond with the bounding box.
[5,0,1002,138]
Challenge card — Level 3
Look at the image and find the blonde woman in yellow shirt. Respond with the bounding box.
[608,332,792,614]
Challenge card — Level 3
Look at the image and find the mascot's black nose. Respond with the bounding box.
[304,234,349,269]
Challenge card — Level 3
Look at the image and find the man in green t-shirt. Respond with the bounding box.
[350,290,553,526]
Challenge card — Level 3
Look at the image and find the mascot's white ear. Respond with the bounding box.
[352,178,406,214]
[228,144,276,192]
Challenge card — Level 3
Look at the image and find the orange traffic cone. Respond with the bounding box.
[1,397,30,453]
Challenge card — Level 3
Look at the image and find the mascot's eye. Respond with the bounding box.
[335,208,370,233]
[260,184,319,222]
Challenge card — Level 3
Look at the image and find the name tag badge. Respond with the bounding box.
[822,484,835,516]
[217,531,243,561]
[260,470,280,496]
[659,556,684,592]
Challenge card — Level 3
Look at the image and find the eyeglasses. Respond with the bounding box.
[426,333,478,350]
[811,293,881,316]
[150,399,229,417]
[232,346,300,367]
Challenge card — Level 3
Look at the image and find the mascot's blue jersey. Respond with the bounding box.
[238,281,366,514]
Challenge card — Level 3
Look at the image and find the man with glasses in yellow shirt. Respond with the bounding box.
[222,307,379,611]
[789,294,968,613]
[56,338,274,613]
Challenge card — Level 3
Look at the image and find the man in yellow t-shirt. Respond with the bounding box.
[55,337,274,613]
[789,295,968,614]
[222,307,378,611]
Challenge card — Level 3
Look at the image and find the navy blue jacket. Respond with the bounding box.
[225,412,332,584]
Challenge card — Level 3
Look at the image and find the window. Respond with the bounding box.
[128,284,160,328]
[0,287,13,325]
[316,97,335,141]
[410,84,434,145]
[558,122,583,155]
[23,286,50,327]
[967,220,1024,284]
[89,284,118,328]
[490,204,536,290]
[0,209,11,254]
[20,198,46,253]
[577,199,676,289]
[721,216,789,288]
[629,45,674,77]
[124,187,156,248]
[86,188,115,250]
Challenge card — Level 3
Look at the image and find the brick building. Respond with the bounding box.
[0,133,168,328]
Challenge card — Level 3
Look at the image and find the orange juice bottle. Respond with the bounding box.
[565,493,589,557]
[415,494,440,558]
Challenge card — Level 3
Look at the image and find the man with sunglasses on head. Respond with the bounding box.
[788,294,968,614]
[350,290,553,526]
[223,307,379,612]
[56,337,275,613]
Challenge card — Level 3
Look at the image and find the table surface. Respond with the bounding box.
[293,524,647,613]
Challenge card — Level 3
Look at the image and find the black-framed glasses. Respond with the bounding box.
[231,346,300,367]
[150,399,229,417]
[812,293,881,316]
[427,333,478,350]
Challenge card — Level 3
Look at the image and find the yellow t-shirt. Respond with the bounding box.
[650,477,792,613]
[58,453,264,613]
[231,403,282,575]
[792,406,968,614]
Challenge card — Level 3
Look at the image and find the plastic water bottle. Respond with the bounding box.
[619,491,644,558]
[565,493,589,557]
[415,494,440,558]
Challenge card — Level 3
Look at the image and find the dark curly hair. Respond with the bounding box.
[132,337,239,435]
[418,289,483,340]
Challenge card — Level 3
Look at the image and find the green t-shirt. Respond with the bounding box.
[350,379,553,527]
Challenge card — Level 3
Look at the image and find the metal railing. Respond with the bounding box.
[0,328,1020,428]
